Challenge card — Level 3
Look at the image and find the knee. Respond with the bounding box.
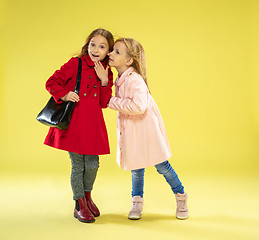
[85,155,99,170]
[71,160,84,174]
[155,161,171,174]
[71,164,84,175]
[132,168,145,178]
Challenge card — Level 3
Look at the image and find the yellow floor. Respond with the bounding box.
[0,171,259,240]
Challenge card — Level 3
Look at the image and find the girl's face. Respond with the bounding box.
[88,35,110,62]
[109,41,132,75]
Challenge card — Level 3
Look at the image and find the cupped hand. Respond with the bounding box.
[94,61,109,86]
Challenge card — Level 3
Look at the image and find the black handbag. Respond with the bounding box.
[36,58,82,130]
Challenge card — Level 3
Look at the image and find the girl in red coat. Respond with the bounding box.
[44,29,114,223]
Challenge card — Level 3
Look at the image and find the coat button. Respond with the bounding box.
[94,93,97,97]
[83,93,87,96]
[129,72,132,75]
[87,85,90,88]
[120,132,122,135]
[51,90,54,93]
[89,76,92,79]
[93,85,97,88]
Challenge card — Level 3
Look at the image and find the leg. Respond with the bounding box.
[131,168,145,197]
[69,152,95,223]
[155,161,184,194]
[155,161,188,219]
[83,155,99,192]
[69,152,85,200]
[83,155,100,217]
[128,168,145,220]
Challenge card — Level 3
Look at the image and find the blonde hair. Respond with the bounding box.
[116,38,150,92]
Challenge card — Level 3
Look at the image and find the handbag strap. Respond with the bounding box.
[74,58,82,94]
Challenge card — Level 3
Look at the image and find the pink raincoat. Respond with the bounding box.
[108,67,172,170]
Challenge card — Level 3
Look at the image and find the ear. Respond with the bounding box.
[126,57,133,66]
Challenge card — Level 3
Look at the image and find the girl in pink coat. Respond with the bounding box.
[44,29,114,223]
[108,38,189,220]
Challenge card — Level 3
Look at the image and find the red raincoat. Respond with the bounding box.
[44,55,113,155]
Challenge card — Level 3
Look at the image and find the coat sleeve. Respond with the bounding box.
[99,68,113,108]
[108,77,148,115]
[45,57,78,103]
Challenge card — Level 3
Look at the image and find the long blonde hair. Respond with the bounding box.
[116,38,150,92]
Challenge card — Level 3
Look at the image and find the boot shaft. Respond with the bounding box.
[175,192,189,220]
[74,197,95,223]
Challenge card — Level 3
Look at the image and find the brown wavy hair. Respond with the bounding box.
[116,38,150,92]
[77,28,114,64]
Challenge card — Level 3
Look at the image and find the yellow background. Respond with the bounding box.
[1,0,259,240]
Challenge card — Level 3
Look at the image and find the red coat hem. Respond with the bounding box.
[44,142,110,155]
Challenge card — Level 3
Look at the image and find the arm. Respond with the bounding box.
[45,57,78,103]
[99,67,114,108]
[108,77,148,115]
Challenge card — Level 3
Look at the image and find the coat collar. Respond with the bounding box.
[82,54,107,68]
[84,54,95,68]
[115,67,134,87]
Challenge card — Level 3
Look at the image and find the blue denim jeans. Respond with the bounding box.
[131,161,184,197]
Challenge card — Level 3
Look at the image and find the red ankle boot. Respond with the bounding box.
[85,191,100,217]
[74,197,95,223]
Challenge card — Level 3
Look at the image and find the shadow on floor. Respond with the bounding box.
[96,212,178,225]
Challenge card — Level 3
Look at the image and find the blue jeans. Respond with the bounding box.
[131,161,184,197]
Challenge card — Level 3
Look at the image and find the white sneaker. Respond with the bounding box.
[128,196,143,220]
[175,192,189,220]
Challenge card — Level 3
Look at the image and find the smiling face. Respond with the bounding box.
[108,41,133,75]
[88,35,110,62]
